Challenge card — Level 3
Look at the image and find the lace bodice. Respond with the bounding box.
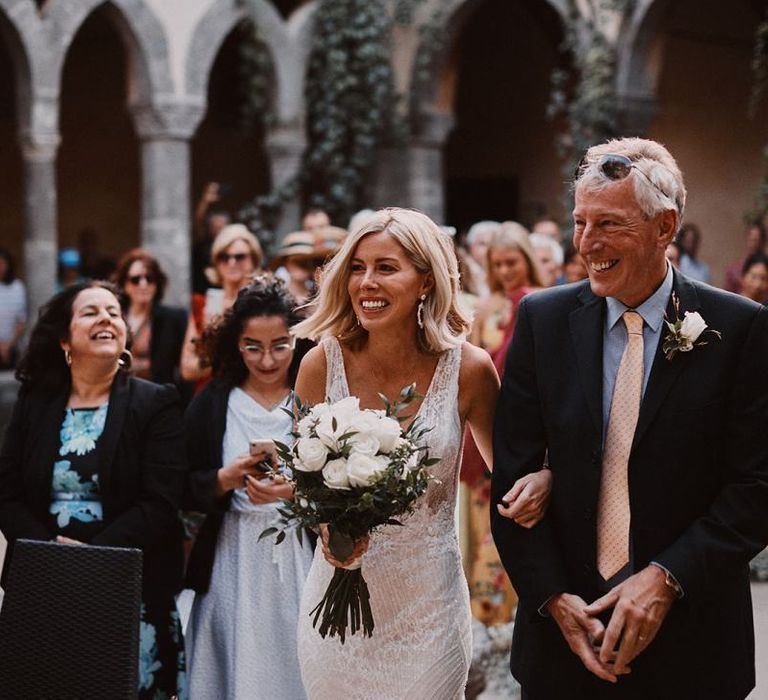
[323,337,463,533]
[298,337,471,700]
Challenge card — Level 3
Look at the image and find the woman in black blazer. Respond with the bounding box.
[114,248,190,399]
[0,282,187,699]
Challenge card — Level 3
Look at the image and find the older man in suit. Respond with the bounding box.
[491,137,768,699]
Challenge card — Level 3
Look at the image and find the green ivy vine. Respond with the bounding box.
[548,0,630,209]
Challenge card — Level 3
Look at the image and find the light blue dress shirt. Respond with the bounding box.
[602,263,674,436]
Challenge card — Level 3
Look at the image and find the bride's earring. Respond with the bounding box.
[417,295,426,330]
[64,349,72,366]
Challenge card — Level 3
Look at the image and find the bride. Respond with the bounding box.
[292,208,551,699]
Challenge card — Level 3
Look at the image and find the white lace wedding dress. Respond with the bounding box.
[297,337,472,700]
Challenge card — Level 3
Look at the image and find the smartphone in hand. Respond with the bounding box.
[250,439,276,473]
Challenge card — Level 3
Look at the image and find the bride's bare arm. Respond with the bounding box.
[294,345,328,406]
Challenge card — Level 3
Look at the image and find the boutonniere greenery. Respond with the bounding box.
[662,293,721,361]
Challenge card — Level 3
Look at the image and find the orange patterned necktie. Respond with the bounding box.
[597,310,644,581]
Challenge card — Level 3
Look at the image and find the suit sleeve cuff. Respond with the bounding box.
[650,561,685,598]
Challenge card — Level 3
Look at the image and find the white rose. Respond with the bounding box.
[680,311,707,345]
[297,414,316,438]
[322,458,351,490]
[333,396,361,414]
[349,432,381,456]
[315,413,350,451]
[295,437,329,472]
[309,402,332,419]
[373,416,403,453]
[347,453,389,488]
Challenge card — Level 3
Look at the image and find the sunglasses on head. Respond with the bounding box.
[217,252,250,264]
[588,153,673,204]
[127,274,156,285]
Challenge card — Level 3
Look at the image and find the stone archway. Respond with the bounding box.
[56,5,142,273]
[621,0,768,285]
[0,4,30,276]
[415,0,569,230]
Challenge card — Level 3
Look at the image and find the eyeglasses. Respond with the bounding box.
[239,341,295,361]
[217,252,250,265]
[127,274,156,285]
[589,153,674,205]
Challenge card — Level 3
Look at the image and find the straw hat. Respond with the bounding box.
[270,231,317,269]
[311,225,347,260]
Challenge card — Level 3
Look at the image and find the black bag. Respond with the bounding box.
[0,539,142,700]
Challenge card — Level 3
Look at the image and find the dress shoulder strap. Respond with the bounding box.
[321,337,350,402]
[423,344,462,420]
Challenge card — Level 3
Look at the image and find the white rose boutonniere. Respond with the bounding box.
[662,293,721,361]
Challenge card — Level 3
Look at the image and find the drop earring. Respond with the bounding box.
[417,295,426,329]
[64,349,72,366]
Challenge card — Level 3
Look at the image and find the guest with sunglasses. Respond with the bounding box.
[114,249,189,396]
[181,224,264,385]
[183,276,314,699]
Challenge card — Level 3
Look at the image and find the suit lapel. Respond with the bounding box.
[97,371,130,501]
[569,285,605,437]
[632,271,700,450]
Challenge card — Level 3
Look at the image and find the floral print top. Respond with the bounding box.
[49,404,107,541]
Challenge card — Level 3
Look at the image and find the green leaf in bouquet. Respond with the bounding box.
[385,518,403,526]
[423,457,441,467]
[296,527,304,546]
[259,527,279,541]
[337,429,360,442]
[276,531,286,545]
[332,416,338,432]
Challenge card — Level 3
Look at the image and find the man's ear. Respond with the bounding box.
[658,209,678,247]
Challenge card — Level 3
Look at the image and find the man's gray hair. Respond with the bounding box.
[466,220,501,244]
[529,233,564,265]
[574,138,687,233]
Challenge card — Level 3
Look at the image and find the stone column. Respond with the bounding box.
[368,110,455,223]
[21,133,60,319]
[265,122,306,237]
[406,111,455,223]
[132,102,204,307]
[617,92,659,136]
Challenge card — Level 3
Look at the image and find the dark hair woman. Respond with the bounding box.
[183,275,314,699]
[0,282,187,699]
[0,248,26,369]
[114,248,189,396]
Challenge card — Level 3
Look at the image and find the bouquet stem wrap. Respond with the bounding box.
[310,530,373,643]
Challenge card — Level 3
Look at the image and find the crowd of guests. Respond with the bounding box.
[0,190,767,698]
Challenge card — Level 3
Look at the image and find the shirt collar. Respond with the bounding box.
[606,263,674,332]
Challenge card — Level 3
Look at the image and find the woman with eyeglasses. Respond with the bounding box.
[181,224,264,385]
[114,249,188,392]
[183,276,314,700]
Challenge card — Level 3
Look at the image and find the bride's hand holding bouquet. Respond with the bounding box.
[261,385,436,643]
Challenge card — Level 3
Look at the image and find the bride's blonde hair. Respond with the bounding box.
[292,208,471,353]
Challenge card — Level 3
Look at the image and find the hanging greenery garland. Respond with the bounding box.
[548,0,628,209]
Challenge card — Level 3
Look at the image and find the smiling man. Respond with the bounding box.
[491,137,768,699]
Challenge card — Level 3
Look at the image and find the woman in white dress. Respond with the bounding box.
[292,208,552,699]
[183,276,314,699]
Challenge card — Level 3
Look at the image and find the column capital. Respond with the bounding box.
[411,109,455,148]
[19,131,60,162]
[264,121,307,157]
[616,92,659,136]
[131,98,206,141]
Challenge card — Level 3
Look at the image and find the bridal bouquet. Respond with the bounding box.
[261,385,435,643]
